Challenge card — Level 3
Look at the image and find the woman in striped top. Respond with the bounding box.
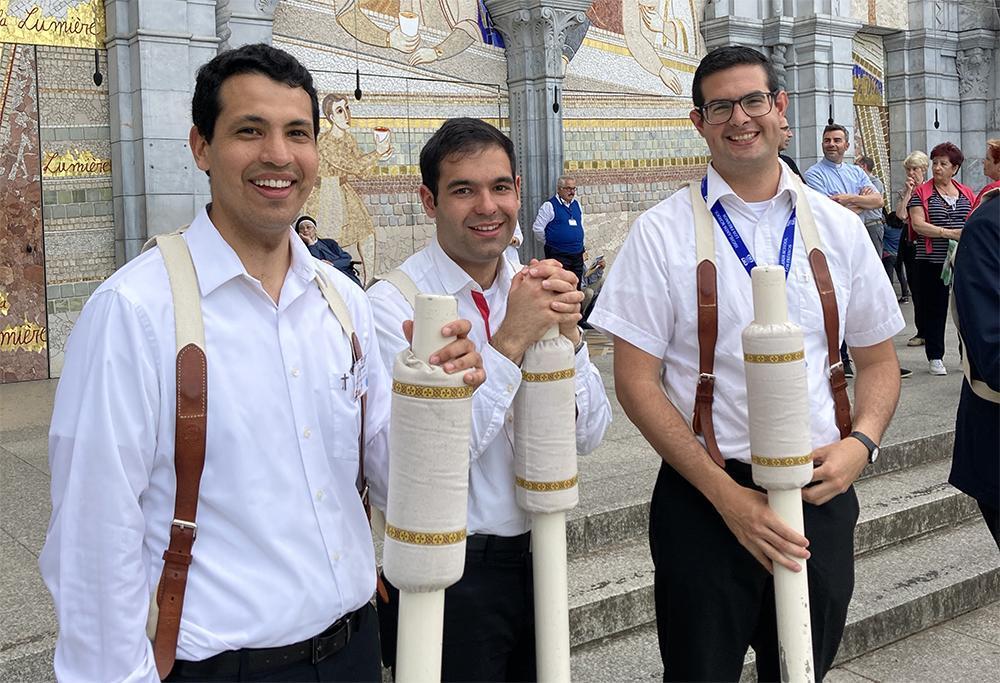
[907,142,976,376]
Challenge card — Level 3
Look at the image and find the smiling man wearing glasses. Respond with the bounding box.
[531,175,586,288]
[589,47,903,681]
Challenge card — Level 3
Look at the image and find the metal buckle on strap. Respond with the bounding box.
[697,372,716,385]
[828,360,844,378]
[171,518,197,539]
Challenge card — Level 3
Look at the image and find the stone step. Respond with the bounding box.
[570,518,1000,681]
[568,431,961,559]
[567,458,983,648]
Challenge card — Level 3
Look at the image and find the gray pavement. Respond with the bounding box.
[2,296,998,681]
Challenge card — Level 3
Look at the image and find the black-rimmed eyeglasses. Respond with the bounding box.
[698,91,777,125]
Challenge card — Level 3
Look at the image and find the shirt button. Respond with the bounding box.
[291,368,300,377]
[316,489,325,502]
[331,552,340,561]
[506,384,514,393]
[303,428,311,438]
[506,415,513,423]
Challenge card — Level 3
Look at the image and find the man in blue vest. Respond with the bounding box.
[532,175,585,288]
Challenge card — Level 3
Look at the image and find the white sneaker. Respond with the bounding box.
[929,359,947,376]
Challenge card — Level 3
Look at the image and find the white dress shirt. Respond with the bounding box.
[589,162,903,462]
[39,207,391,682]
[366,237,612,536]
[531,196,579,245]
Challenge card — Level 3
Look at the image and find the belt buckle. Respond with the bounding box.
[311,614,351,664]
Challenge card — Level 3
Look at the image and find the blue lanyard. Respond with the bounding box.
[701,177,796,279]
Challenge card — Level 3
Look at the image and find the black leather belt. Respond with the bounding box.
[168,604,368,678]
[465,531,531,556]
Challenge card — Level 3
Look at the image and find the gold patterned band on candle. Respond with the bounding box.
[521,368,575,382]
[384,523,467,546]
[751,454,813,467]
[515,474,579,491]
[743,350,805,364]
[392,381,474,399]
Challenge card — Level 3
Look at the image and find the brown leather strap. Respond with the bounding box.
[808,249,853,438]
[153,344,208,678]
[692,260,725,468]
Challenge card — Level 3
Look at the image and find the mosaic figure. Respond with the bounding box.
[305,93,392,281]
[336,0,501,66]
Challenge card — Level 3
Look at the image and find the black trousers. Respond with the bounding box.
[377,533,536,682]
[543,245,585,290]
[912,259,951,361]
[979,501,1000,550]
[900,237,920,330]
[882,253,910,298]
[165,604,381,682]
[649,461,858,682]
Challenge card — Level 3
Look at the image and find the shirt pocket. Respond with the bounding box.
[794,269,828,339]
[316,365,362,462]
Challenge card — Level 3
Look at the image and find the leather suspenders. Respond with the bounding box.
[144,233,376,678]
[689,176,853,468]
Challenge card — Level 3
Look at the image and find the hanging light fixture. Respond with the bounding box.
[552,85,560,113]
[92,50,103,87]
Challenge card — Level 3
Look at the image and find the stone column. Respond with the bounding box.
[786,13,861,170]
[956,40,994,189]
[105,0,219,264]
[484,0,590,262]
[884,1,962,194]
[216,0,279,50]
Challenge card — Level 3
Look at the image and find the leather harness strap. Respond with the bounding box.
[692,260,725,468]
[153,343,207,677]
[148,235,382,678]
[808,249,852,438]
[144,232,208,678]
[688,177,853,468]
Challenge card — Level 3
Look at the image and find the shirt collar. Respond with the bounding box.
[427,235,516,295]
[704,162,800,210]
[184,205,316,298]
[819,158,843,170]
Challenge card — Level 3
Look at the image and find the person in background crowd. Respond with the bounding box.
[907,142,976,376]
[778,115,804,180]
[532,175,586,287]
[950,181,999,548]
[895,151,929,324]
[856,156,911,378]
[295,215,363,287]
[854,156,885,257]
[973,138,1000,209]
[804,124,884,379]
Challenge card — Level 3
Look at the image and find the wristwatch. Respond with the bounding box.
[574,326,586,354]
[849,430,880,464]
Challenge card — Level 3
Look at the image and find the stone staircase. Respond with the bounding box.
[565,430,1000,681]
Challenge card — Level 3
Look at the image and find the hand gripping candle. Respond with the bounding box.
[383,294,473,683]
[513,326,578,682]
[742,265,815,683]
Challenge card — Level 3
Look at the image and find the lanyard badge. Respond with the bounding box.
[701,177,797,278]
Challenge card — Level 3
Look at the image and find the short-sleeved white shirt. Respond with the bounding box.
[589,162,904,462]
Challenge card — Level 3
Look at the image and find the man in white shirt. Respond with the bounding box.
[40,44,483,683]
[367,118,612,681]
[590,47,903,681]
[531,175,586,287]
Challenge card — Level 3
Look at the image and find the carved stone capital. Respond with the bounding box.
[485,0,590,79]
[957,46,992,99]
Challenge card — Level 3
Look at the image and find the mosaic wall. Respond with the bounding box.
[852,33,891,201]
[850,0,907,31]
[274,0,710,275]
[32,45,113,376]
[0,43,48,382]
